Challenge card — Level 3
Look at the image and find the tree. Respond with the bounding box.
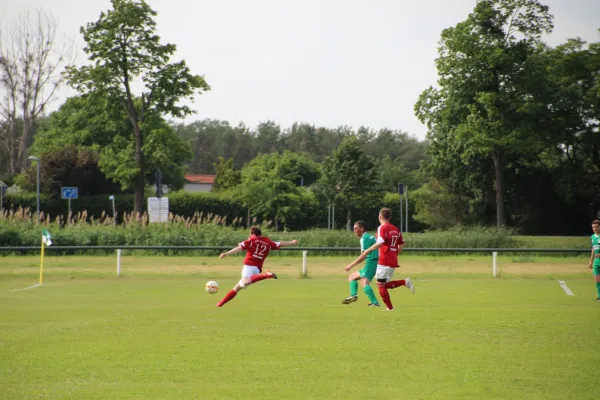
[314,135,380,230]
[18,145,121,197]
[31,94,192,193]
[412,180,471,229]
[415,0,553,226]
[0,9,73,174]
[237,151,320,230]
[65,0,210,216]
[212,157,241,192]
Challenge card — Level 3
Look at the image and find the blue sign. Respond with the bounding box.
[61,187,78,199]
[398,183,404,195]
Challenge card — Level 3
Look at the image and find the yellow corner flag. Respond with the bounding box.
[40,229,52,285]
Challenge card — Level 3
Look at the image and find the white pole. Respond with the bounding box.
[302,250,307,278]
[117,249,122,276]
[492,251,497,277]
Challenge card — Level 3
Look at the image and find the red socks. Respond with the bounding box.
[378,286,393,309]
[385,280,406,289]
[250,273,270,283]
[216,290,237,307]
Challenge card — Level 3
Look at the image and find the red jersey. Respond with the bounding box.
[239,235,281,271]
[376,222,404,268]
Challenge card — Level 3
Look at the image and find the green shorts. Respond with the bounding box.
[594,265,600,276]
[358,259,378,281]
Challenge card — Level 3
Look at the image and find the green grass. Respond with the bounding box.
[1,255,599,399]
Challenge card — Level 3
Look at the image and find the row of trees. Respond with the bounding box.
[1,0,598,234]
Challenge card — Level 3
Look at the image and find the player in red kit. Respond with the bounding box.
[216,226,298,307]
[345,208,414,310]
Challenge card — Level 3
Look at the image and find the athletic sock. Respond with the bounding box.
[596,281,600,298]
[385,280,406,289]
[216,289,237,307]
[250,273,270,283]
[350,280,358,297]
[363,285,379,305]
[378,286,393,309]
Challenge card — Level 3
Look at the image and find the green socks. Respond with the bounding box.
[596,281,600,298]
[363,285,379,305]
[350,280,380,305]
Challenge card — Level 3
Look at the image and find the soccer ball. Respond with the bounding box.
[205,280,219,294]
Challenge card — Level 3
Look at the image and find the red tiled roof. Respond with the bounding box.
[185,175,215,184]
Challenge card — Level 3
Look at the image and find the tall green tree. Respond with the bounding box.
[314,135,379,230]
[65,0,209,216]
[237,151,320,230]
[212,157,241,192]
[415,0,553,226]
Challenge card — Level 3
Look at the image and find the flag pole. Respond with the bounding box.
[39,234,45,285]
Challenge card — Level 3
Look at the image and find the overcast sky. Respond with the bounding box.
[2,0,599,140]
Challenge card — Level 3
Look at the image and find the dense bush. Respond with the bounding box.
[2,211,585,257]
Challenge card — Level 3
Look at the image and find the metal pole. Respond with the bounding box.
[0,186,3,213]
[405,186,408,233]
[400,195,403,233]
[112,198,116,228]
[36,161,40,222]
[68,198,71,215]
[332,203,335,230]
[327,204,331,230]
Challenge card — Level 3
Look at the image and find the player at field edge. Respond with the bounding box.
[342,220,381,307]
[588,219,600,300]
[345,208,414,311]
[216,226,298,307]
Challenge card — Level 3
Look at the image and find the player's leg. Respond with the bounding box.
[249,270,278,283]
[361,260,380,306]
[594,268,600,299]
[342,271,360,304]
[375,266,394,310]
[360,278,380,306]
[386,276,415,293]
[217,266,260,307]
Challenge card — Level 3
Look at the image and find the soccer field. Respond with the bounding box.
[1,255,599,399]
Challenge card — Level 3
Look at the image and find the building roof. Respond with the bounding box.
[185,174,215,184]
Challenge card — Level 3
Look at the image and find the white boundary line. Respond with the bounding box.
[10,284,41,292]
[557,280,574,296]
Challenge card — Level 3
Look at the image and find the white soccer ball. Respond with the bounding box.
[205,280,219,294]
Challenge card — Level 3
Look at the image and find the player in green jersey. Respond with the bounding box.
[342,221,381,307]
[588,219,600,300]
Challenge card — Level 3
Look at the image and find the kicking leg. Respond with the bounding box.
[216,279,248,307]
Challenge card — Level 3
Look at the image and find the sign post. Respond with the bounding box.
[148,197,169,223]
[61,187,78,215]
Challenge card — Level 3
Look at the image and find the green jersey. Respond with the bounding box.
[592,234,600,267]
[360,233,378,262]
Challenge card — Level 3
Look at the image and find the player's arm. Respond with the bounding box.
[279,239,298,247]
[220,245,243,259]
[345,241,383,270]
[590,248,595,269]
